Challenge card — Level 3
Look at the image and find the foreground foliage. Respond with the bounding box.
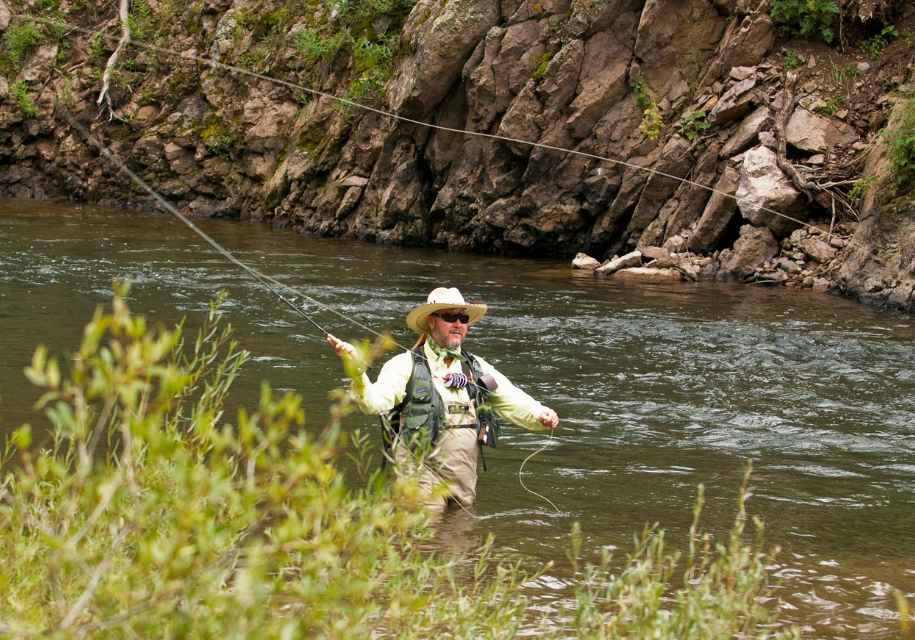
[0,285,802,638]
[0,284,530,638]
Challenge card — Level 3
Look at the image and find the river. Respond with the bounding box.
[2,197,914,637]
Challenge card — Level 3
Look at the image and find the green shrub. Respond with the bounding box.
[770,0,840,43]
[681,109,710,141]
[531,51,555,80]
[541,470,799,640]
[640,102,664,140]
[3,20,44,67]
[125,0,153,40]
[882,94,915,192]
[784,50,801,70]
[859,23,898,59]
[847,174,879,200]
[10,81,36,117]
[87,33,104,59]
[0,284,534,639]
[633,70,651,110]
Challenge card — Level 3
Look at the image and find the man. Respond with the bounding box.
[327,286,559,509]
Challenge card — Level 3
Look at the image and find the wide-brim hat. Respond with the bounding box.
[405,287,487,333]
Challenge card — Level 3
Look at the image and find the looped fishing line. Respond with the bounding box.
[518,429,560,514]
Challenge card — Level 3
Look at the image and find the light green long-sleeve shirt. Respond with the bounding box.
[350,340,547,431]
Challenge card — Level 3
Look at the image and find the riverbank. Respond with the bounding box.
[0,0,914,309]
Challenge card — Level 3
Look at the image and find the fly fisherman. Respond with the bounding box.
[327,287,559,509]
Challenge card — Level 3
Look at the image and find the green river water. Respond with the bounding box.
[1,197,914,637]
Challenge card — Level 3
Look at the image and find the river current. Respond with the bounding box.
[2,198,914,637]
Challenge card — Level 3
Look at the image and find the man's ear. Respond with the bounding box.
[426,315,435,331]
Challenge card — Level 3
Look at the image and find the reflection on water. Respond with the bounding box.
[2,198,914,638]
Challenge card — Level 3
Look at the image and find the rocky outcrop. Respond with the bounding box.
[0,0,910,308]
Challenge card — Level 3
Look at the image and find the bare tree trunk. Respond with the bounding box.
[97,0,130,118]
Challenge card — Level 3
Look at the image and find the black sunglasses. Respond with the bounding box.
[431,312,470,324]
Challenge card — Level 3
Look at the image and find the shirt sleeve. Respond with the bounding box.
[349,351,414,415]
[473,355,547,431]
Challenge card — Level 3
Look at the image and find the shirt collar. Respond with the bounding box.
[424,338,465,364]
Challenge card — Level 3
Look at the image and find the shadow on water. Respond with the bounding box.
[2,198,915,638]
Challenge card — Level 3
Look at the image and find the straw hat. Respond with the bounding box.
[405,287,487,333]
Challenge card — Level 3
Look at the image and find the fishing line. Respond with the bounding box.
[43,15,882,514]
[58,102,559,518]
[518,428,560,514]
[38,17,887,266]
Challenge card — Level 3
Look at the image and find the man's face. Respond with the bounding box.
[427,307,468,350]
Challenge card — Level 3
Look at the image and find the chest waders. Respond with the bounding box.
[379,347,500,471]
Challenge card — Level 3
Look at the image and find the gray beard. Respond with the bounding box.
[431,325,463,350]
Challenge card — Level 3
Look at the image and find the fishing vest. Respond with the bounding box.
[380,346,500,462]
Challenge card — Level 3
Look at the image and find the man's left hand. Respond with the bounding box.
[538,408,559,429]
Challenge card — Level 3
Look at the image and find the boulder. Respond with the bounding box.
[799,237,837,263]
[610,267,685,283]
[572,252,602,270]
[735,146,808,237]
[719,106,773,159]
[595,250,642,275]
[690,166,741,254]
[17,45,58,83]
[786,108,859,153]
[0,0,10,30]
[721,224,779,279]
[707,77,756,127]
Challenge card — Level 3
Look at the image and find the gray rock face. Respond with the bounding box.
[633,0,726,107]
[389,0,501,117]
[786,108,859,153]
[722,224,779,280]
[0,0,890,310]
[720,106,773,159]
[699,13,776,88]
[735,146,808,237]
[0,0,10,30]
[690,166,741,254]
[707,77,756,127]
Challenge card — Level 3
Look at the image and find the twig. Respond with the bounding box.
[773,73,816,198]
[56,525,133,632]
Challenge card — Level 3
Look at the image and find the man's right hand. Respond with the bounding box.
[327,334,358,359]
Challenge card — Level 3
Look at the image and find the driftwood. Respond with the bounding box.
[769,72,866,220]
[96,0,130,119]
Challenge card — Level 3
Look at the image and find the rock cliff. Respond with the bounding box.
[0,0,913,308]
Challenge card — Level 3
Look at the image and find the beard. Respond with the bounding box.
[430,324,464,350]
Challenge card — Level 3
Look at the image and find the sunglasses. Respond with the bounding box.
[431,312,470,324]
